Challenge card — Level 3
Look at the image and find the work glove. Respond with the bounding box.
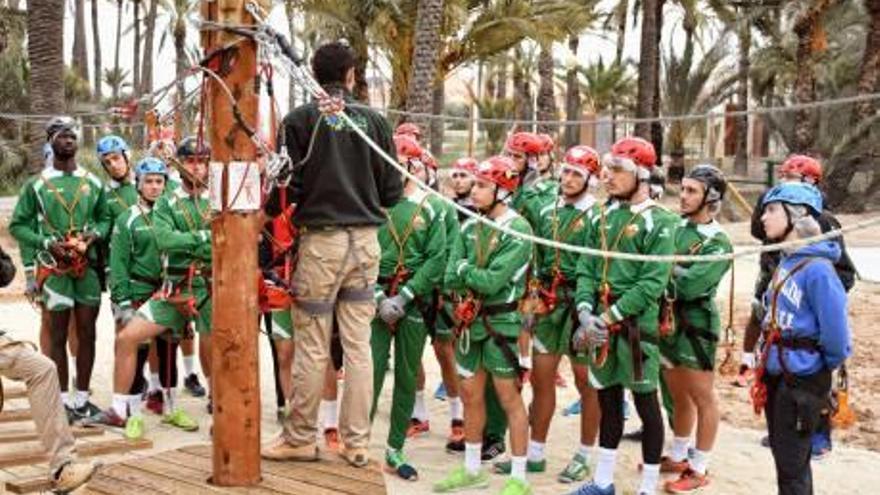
[577,309,592,330]
[113,305,136,328]
[378,295,406,325]
[572,314,608,352]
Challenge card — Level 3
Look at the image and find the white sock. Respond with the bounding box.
[412,391,428,422]
[164,388,177,414]
[149,373,161,391]
[670,436,690,462]
[322,400,338,429]
[577,443,593,460]
[127,395,142,417]
[183,355,195,376]
[511,456,527,481]
[464,443,482,475]
[691,449,710,475]
[60,392,71,408]
[527,440,545,463]
[639,464,660,494]
[449,397,463,421]
[74,389,89,409]
[112,394,129,418]
[594,447,617,489]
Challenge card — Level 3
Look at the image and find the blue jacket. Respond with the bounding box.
[761,241,851,376]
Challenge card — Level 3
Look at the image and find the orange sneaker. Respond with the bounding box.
[665,468,710,493]
[324,427,340,452]
[659,456,690,474]
[406,418,430,438]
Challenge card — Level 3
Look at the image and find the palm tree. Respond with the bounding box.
[158,0,199,136]
[405,0,444,140]
[72,0,89,83]
[132,0,141,92]
[578,57,637,114]
[112,0,124,100]
[104,67,132,100]
[635,0,660,139]
[91,0,103,100]
[536,46,557,135]
[26,0,65,172]
[141,0,158,96]
[563,35,581,147]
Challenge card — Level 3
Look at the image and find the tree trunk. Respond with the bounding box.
[635,0,659,139]
[564,36,581,147]
[536,46,557,135]
[650,0,664,161]
[513,47,533,129]
[72,0,88,82]
[496,60,507,100]
[112,0,122,100]
[826,0,880,207]
[431,77,445,156]
[132,0,141,93]
[27,0,65,172]
[405,0,444,138]
[140,0,157,96]
[792,0,839,152]
[734,16,751,175]
[90,0,102,100]
[615,0,628,65]
[351,36,370,103]
[174,18,187,137]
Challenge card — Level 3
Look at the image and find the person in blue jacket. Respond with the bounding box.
[757,182,851,495]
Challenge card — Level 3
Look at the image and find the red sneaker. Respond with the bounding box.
[323,427,340,452]
[145,390,164,415]
[665,468,710,493]
[660,456,690,474]
[406,419,430,438]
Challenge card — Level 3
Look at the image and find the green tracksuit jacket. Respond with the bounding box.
[152,187,212,281]
[109,203,164,309]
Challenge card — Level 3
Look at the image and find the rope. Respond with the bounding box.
[237,5,880,265]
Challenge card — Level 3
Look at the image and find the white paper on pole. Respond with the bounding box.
[227,161,261,211]
[209,161,224,211]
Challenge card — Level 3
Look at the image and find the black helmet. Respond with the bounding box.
[686,164,727,203]
[45,116,78,140]
[176,136,211,159]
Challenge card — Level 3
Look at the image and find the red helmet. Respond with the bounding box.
[563,145,601,175]
[420,150,438,170]
[452,157,478,174]
[475,156,519,192]
[610,136,657,168]
[394,134,423,161]
[395,122,423,141]
[505,132,544,155]
[778,154,822,182]
[538,133,556,153]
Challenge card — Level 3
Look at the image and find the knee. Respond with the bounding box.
[459,382,483,407]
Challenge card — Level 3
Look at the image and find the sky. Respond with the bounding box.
[60,0,702,116]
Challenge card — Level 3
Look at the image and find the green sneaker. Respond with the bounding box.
[124,415,144,440]
[385,449,418,481]
[493,458,546,474]
[499,477,532,495]
[433,465,489,493]
[163,409,199,432]
[557,453,590,483]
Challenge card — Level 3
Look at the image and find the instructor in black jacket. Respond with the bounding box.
[262,41,403,468]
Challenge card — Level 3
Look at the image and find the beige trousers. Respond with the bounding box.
[0,334,76,476]
[284,227,379,450]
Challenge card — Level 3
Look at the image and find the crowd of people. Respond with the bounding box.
[2,41,852,495]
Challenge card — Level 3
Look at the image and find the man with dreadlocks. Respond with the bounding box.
[10,116,110,422]
[367,134,447,481]
[658,165,732,493]
[107,137,214,437]
[495,145,603,484]
[568,136,676,495]
[434,156,534,495]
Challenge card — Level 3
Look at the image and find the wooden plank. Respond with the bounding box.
[2,386,27,399]
[180,444,384,487]
[0,426,103,443]
[159,449,339,495]
[120,456,237,494]
[101,464,201,495]
[84,473,164,495]
[0,437,152,468]
[0,409,32,423]
[5,477,50,494]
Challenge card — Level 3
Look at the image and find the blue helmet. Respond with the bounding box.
[762,182,823,216]
[96,135,130,159]
[134,157,168,183]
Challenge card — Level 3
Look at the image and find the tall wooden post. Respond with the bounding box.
[200,0,268,486]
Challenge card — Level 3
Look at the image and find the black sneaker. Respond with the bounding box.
[65,406,79,425]
[184,373,207,397]
[75,401,102,421]
[445,419,465,454]
[481,436,505,462]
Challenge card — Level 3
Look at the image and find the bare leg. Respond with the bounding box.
[529,353,561,442]
[275,339,295,402]
[114,317,167,394]
[572,363,600,446]
[492,375,528,457]
[460,370,488,443]
[434,340,460,399]
[72,305,98,391]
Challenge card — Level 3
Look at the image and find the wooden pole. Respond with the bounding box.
[200,0,269,486]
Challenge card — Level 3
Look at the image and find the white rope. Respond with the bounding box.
[240,6,880,264]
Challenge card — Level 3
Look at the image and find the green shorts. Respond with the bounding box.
[42,268,102,311]
[532,304,588,365]
[588,333,661,394]
[660,327,719,372]
[137,284,212,336]
[456,334,520,379]
[269,309,294,340]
